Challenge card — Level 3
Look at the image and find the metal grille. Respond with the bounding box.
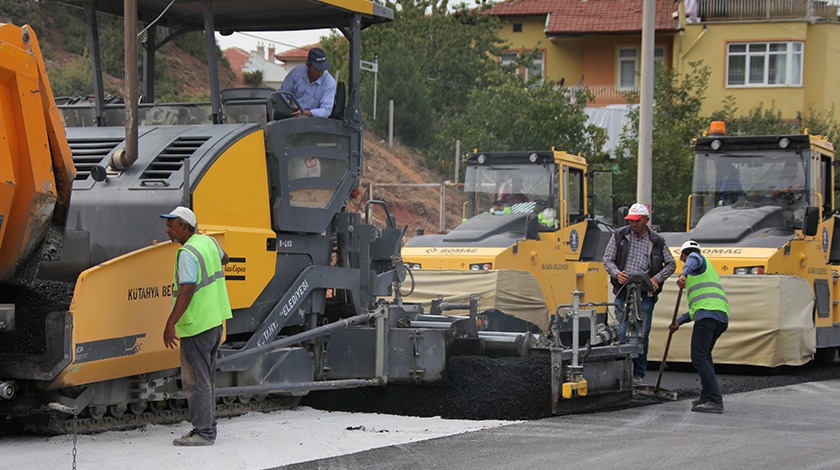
[67,137,123,180]
[140,136,210,181]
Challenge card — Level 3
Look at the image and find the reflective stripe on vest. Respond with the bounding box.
[171,234,232,338]
[685,258,729,320]
[173,242,225,297]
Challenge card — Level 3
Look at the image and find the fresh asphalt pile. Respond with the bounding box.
[303,355,840,420]
[302,354,554,420]
[0,280,74,354]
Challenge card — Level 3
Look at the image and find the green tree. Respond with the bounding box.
[324,0,506,149]
[613,62,711,232]
[434,76,605,174]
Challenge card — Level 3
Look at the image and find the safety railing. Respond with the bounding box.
[689,0,840,22]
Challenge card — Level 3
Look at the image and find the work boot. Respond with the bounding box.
[692,401,724,414]
[632,376,645,386]
[173,429,214,446]
[691,397,708,407]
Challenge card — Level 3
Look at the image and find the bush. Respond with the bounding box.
[243,70,264,87]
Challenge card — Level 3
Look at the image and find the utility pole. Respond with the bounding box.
[637,0,655,217]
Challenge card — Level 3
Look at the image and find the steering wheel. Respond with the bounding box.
[772,187,803,205]
[278,90,303,115]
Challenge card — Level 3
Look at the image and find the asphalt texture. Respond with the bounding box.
[283,378,840,470]
[0,280,73,354]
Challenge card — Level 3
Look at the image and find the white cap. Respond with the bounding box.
[681,240,701,253]
[160,206,197,227]
[624,203,650,220]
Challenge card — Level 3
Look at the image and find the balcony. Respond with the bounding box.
[562,84,635,107]
[691,0,840,22]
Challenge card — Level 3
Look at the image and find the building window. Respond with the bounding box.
[513,23,522,32]
[526,51,544,84]
[501,51,519,70]
[500,51,544,85]
[727,42,803,87]
[617,47,664,89]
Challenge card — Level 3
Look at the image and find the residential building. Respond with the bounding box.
[488,0,840,121]
[489,0,678,107]
[242,42,291,89]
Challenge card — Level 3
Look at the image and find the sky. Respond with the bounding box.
[215,30,331,54]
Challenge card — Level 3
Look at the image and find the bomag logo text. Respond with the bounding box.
[671,248,743,256]
[541,263,570,270]
[437,248,479,254]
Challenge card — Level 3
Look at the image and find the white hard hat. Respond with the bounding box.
[680,240,701,253]
[160,206,197,227]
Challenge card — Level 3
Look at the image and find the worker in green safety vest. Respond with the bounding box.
[161,206,232,446]
[669,240,729,414]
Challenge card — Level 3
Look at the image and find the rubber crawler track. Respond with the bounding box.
[26,396,301,435]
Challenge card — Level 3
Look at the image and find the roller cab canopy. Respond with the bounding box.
[52,0,394,32]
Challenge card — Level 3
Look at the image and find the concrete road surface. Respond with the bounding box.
[283,379,840,470]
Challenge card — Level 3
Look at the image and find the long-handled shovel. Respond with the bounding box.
[635,286,682,400]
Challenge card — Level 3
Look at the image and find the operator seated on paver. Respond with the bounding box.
[279,47,336,118]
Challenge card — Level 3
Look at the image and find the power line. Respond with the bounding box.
[226,31,325,52]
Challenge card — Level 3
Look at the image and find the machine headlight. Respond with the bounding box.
[779,137,790,149]
[469,263,492,271]
[477,154,486,164]
[734,266,764,275]
[529,152,538,162]
[407,263,422,270]
[710,139,722,150]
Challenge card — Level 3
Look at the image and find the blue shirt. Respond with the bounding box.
[676,252,729,325]
[280,65,336,118]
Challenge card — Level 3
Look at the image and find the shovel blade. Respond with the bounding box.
[634,385,678,401]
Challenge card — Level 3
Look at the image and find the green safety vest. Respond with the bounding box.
[172,233,233,337]
[686,257,730,320]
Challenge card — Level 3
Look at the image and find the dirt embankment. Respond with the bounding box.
[357,135,463,242]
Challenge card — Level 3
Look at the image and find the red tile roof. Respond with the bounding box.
[223,47,250,72]
[276,43,322,61]
[489,0,678,34]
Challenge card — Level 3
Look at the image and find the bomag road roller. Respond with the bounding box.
[401,151,638,387]
[0,2,641,433]
[649,121,840,368]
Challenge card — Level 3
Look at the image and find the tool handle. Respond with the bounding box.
[654,286,683,392]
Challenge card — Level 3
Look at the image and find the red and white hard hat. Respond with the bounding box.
[624,203,650,221]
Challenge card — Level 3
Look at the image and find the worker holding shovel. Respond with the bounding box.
[669,240,730,414]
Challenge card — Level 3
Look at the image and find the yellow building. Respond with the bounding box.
[488,0,840,120]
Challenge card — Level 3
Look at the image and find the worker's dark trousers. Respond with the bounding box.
[691,318,728,404]
[615,289,656,378]
[180,325,223,441]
